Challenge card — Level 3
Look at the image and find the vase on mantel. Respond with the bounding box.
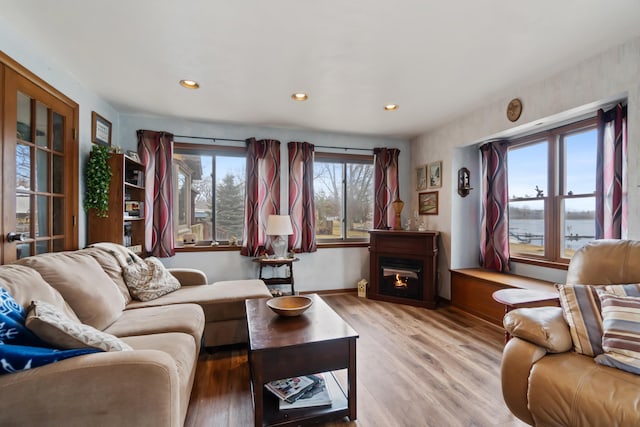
[391,198,404,230]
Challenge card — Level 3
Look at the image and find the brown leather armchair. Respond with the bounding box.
[500,239,640,426]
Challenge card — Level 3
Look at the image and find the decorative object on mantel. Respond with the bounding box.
[428,161,442,188]
[391,198,405,230]
[418,191,438,215]
[457,167,473,197]
[507,98,523,122]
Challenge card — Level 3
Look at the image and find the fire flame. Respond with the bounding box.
[394,274,407,288]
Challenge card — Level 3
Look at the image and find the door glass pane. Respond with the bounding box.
[53,197,64,236]
[53,154,64,194]
[17,92,32,142]
[562,197,595,258]
[36,195,49,237]
[315,162,343,239]
[36,102,48,147]
[53,112,64,152]
[36,241,49,255]
[346,163,373,238]
[509,199,545,256]
[508,141,548,199]
[16,193,31,237]
[564,129,597,195]
[16,143,31,190]
[53,239,64,253]
[17,244,31,260]
[36,149,48,192]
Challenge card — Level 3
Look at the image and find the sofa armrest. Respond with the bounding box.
[0,350,183,427]
[503,306,572,353]
[168,268,208,286]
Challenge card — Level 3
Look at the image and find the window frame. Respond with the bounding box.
[314,151,374,245]
[172,142,246,252]
[507,116,598,268]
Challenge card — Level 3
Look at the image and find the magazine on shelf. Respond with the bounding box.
[265,375,315,403]
[279,372,340,410]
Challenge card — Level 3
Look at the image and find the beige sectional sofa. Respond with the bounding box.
[0,246,271,427]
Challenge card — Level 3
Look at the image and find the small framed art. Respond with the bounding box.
[416,165,428,191]
[428,161,442,188]
[418,191,438,215]
[91,111,112,146]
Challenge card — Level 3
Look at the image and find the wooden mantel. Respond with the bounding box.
[368,229,439,308]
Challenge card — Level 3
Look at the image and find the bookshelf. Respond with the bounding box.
[87,153,146,254]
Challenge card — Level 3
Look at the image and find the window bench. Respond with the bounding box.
[450,268,558,326]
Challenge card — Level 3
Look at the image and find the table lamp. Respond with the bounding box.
[266,214,294,259]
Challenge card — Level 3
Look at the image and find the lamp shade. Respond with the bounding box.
[266,215,293,236]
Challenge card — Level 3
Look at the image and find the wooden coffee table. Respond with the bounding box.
[246,294,359,427]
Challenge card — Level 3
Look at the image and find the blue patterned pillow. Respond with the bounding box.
[0,287,100,375]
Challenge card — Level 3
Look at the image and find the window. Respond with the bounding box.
[507,117,597,264]
[314,152,374,241]
[172,144,245,245]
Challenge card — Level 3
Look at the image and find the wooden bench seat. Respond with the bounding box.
[450,268,557,326]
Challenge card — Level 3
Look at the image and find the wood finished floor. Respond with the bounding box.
[184,293,527,427]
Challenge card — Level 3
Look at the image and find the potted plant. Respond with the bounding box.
[84,144,112,217]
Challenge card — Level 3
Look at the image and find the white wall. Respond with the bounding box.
[120,113,409,290]
[0,15,120,248]
[412,36,640,298]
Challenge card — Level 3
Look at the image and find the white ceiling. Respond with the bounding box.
[3,0,640,139]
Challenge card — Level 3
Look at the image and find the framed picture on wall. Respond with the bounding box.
[428,160,442,188]
[91,111,112,146]
[418,191,438,215]
[416,165,428,191]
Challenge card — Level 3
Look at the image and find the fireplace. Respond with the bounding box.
[379,257,423,300]
[368,230,439,308]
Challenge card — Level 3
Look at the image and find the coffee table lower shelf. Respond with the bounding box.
[256,371,349,427]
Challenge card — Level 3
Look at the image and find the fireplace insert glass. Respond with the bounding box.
[379,257,423,300]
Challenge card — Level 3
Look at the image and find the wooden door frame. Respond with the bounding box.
[0,51,79,264]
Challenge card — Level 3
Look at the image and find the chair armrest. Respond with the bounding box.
[168,268,208,286]
[0,350,182,427]
[503,306,572,353]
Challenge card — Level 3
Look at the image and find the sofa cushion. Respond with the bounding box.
[16,251,126,330]
[26,300,132,352]
[0,264,79,322]
[123,257,181,302]
[79,247,132,304]
[556,283,640,356]
[594,293,640,375]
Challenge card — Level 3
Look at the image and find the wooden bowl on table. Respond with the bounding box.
[266,296,313,317]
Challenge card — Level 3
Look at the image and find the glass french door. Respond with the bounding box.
[1,54,79,264]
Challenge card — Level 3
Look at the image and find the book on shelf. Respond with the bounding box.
[278,372,339,410]
[264,375,315,403]
[124,201,143,217]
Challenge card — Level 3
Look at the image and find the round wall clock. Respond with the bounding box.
[507,98,523,122]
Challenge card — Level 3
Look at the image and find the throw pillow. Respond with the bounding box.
[122,257,181,302]
[26,300,132,352]
[595,293,640,375]
[556,283,640,356]
[0,288,100,375]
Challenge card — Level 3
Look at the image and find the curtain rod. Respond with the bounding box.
[173,134,374,152]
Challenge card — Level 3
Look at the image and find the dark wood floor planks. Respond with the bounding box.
[184,293,526,427]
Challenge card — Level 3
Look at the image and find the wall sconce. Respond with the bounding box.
[457,167,473,197]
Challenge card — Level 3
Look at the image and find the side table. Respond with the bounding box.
[492,288,559,343]
[253,257,299,296]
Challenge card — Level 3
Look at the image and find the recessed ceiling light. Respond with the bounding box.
[179,80,200,89]
[291,92,308,101]
[384,104,399,111]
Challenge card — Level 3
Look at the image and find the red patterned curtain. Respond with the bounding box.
[596,103,628,239]
[479,141,510,272]
[241,138,281,257]
[137,130,174,258]
[373,148,400,229]
[288,142,317,253]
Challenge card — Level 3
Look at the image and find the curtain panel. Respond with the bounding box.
[596,103,628,239]
[241,138,281,257]
[137,130,175,258]
[373,148,400,229]
[479,140,510,272]
[288,142,317,253]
